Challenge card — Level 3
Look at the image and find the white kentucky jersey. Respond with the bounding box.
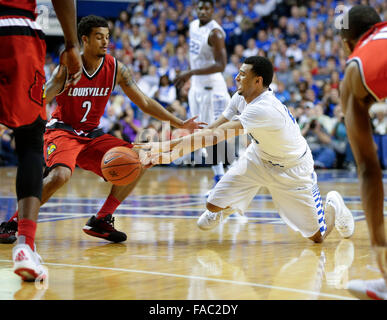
[223,90,308,165]
[189,19,228,91]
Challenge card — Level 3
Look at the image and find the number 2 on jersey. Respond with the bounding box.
[189,40,200,55]
[80,101,92,123]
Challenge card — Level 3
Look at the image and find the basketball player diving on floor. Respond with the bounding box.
[0,15,205,245]
[137,56,355,244]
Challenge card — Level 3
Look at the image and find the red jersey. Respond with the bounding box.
[0,0,36,16]
[348,21,387,101]
[52,54,118,132]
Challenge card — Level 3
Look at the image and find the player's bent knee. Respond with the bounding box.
[308,232,324,243]
[49,166,72,186]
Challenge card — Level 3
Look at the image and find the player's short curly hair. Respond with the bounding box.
[78,15,109,39]
[197,0,214,7]
[243,56,273,88]
[340,5,381,41]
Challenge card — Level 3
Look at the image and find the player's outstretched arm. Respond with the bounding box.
[207,115,229,129]
[341,61,385,247]
[138,120,244,165]
[116,61,206,131]
[51,0,82,85]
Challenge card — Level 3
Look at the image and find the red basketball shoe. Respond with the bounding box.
[82,214,127,243]
[0,220,18,244]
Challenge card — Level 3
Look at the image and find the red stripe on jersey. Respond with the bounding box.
[53,54,117,132]
[348,21,387,101]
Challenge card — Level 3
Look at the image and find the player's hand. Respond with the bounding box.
[133,141,173,153]
[59,46,82,85]
[173,70,192,89]
[181,116,207,133]
[138,150,174,167]
[138,151,155,169]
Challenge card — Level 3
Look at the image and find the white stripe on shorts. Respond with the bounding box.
[0,18,42,30]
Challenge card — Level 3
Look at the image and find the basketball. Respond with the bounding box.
[101,146,141,186]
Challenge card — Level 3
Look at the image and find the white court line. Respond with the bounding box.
[35,211,379,224]
[37,214,89,222]
[38,199,387,208]
[0,259,355,300]
[3,194,387,201]
[41,200,206,210]
[38,205,387,215]
[37,211,281,222]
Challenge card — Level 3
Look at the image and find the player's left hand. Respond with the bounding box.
[138,150,174,167]
[181,116,207,133]
[60,46,83,85]
[138,150,155,169]
[133,141,173,153]
[174,70,192,89]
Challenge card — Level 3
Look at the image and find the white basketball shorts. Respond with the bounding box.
[207,145,326,238]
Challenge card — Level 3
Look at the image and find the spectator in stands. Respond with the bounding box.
[256,29,272,52]
[120,105,142,143]
[0,125,17,166]
[301,103,336,169]
[243,38,259,58]
[371,104,387,135]
[154,75,177,109]
[169,46,189,74]
[224,53,240,79]
[286,41,303,64]
[275,81,291,104]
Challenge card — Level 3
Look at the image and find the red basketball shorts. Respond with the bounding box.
[44,129,133,178]
[0,16,47,128]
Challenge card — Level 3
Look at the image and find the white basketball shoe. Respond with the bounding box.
[13,244,48,282]
[197,208,235,230]
[347,278,387,300]
[325,191,355,238]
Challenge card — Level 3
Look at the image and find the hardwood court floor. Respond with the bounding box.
[0,166,386,300]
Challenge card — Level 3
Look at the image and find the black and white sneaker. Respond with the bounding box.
[0,220,18,244]
[82,215,127,243]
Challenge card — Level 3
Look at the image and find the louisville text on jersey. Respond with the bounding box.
[67,87,110,97]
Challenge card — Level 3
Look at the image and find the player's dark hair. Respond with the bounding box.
[78,15,109,39]
[340,5,381,41]
[197,0,214,8]
[243,56,273,87]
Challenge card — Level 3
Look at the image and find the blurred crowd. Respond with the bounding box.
[1,0,387,169]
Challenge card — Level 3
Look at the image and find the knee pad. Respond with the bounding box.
[13,118,46,200]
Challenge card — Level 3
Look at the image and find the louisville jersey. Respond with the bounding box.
[347,21,387,101]
[53,54,117,132]
[0,0,36,15]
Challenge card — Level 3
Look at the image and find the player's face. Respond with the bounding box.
[235,63,258,97]
[196,1,213,25]
[85,27,110,57]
